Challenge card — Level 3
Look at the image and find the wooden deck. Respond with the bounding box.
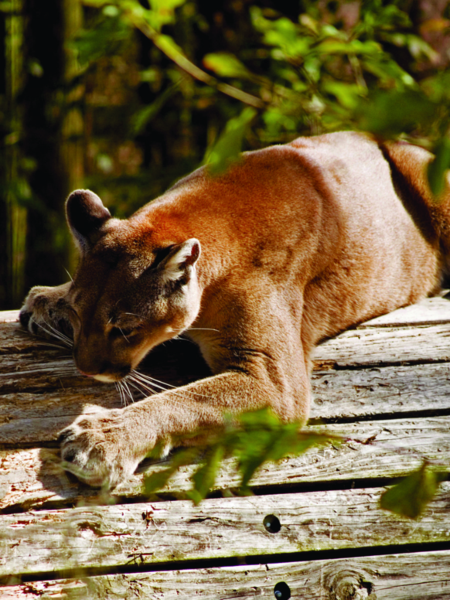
[1,295,450,599]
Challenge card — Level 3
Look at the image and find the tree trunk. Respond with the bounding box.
[21,0,83,299]
[0,0,27,310]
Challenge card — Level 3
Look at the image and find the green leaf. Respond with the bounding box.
[102,5,120,17]
[80,0,112,6]
[72,14,131,67]
[150,0,186,11]
[238,407,280,429]
[203,53,250,79]
[233,409,340,489]
[322,81,364,110]
[205,107,257,176]
[427,136,450,198]
[237,427,339,488]
[289,430,339,456]
[141,408,341,503]
[148,0,187,28]
[316,39,381,56]
[236,430,281,489]
[383,32,438,62]
[131,83,179,134]
[143,447,201,495]
[187,444,225,505]
[380,462,447,520]
[0,1,13,13]
[357,90,436,136]
[362,56,415,87]
[250,8,311,59]
[262,109,300,137]
[143,468,178,495]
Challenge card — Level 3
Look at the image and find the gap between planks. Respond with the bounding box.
[2,360,450,447]
[1,415,449,511]
[2,549,450,600]
[1,483,450,580]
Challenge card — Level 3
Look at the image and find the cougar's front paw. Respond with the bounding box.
[20,285,73,342]
[20,286,53,333]
[59,409,146,489]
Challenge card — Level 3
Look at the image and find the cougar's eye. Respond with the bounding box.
[122,326,140,336]
[111,325,139,340]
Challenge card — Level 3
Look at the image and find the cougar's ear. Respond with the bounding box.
[66,189,111,252]
[160,238,201,283]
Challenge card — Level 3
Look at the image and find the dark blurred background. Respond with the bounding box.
[1,0,449,309]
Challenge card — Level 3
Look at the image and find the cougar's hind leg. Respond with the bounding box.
[381,140,450,285]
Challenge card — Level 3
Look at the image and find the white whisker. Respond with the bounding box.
[43,321,73,346]
[121,381,129,406]
[129,371,210,404]
[116,381,125,406]
[187,328,220,332]
[132,370,209,399]
[131,370,175,390]
[122,373,202,414]
[34,320,73,348]
[117,380,131,407]
[118,327,130,344]
[130,372,171,395]
[122,379,135,404]
[0,366,77,377]
[127,375,160,398]
[36,342,67,350]
[125,377,150,399]
[127,374,156,394]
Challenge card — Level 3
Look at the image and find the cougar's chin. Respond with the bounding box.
[92,373,119,383]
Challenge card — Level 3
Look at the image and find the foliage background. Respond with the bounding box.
[1,0,450,309]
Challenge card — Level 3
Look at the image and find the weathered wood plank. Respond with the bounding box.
[0,322,56,355]
[2,550,450,599]
[2,357,450,447]
[0,310,19,324]
[314,323,450,368]
[0,326,211,446]
[4,312,450,385]
[1,483,449,579]
[311,362,450,420]
[1,415,449,510]
[0,389,121,446]
[1,310,450,446]
[3,295,450,375]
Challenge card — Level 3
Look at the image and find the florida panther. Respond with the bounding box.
[20,131,450,488]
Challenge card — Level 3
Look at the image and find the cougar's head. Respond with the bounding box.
[64,189,201,382]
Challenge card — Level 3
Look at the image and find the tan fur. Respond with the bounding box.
[20,131,450,488]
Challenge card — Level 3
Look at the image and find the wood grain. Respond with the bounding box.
[1,483,449,580]
[2,322,450,446]
[0,310,19,324]
[311,362,450,420]
[1,296,449,595]
[313,322,450,369]
[2,415,449,511]
[2,550,450,599]
[4,363,450,446]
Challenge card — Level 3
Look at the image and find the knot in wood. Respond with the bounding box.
[326,568,374,600]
